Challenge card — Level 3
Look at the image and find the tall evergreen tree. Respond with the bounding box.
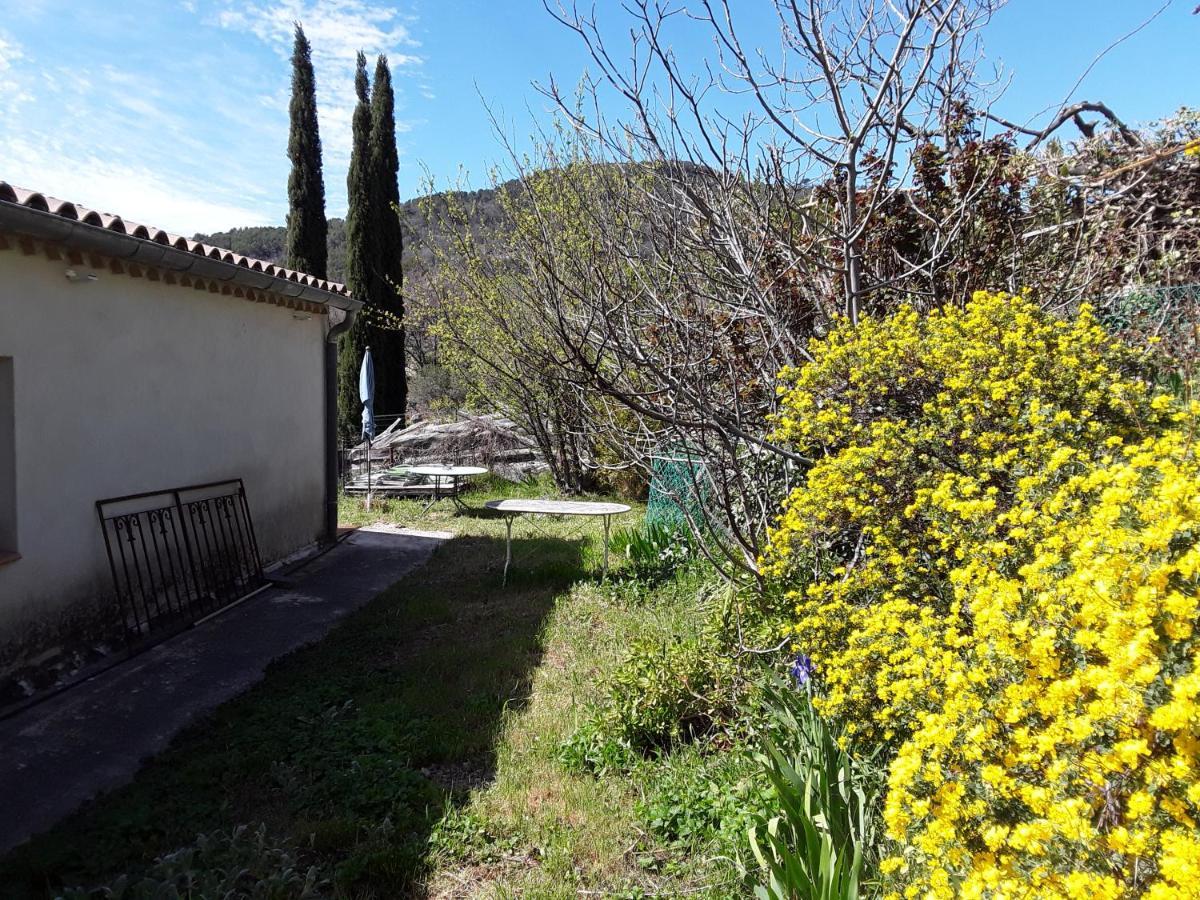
[283,24,327,278]
[337,52,373,443]
[368,54,407,426]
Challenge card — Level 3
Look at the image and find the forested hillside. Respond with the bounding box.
[195,181,511,284]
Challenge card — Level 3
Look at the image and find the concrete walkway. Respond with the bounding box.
[0,524,450,853]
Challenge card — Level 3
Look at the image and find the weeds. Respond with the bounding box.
[610,520,695,580]
[57,824,327,900]
[0,484,585,898]
[636,739,774,858]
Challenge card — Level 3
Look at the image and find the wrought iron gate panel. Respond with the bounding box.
[97,479,266,644]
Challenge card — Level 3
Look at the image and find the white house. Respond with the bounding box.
[0,182,360,658]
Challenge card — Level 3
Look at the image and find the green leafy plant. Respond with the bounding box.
[428,808,522,865]
[637,739,774,855]
[611,520,694,578]
[560,634,738,773]
[557,717,639,775]
[57,824,327,899]
[749,683,883,900]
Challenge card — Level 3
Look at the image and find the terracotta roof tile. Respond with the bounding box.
[0,180,349,296]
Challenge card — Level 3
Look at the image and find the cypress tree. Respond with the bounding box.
[368,54,407,426]
[337,52,373,443]
[283,24,327,278]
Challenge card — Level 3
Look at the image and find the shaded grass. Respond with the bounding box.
[2,477,747,898]
[0,480,605,898]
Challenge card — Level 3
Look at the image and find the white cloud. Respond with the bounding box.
[213,0,423,176]
[216,0,420,58]
[0,31,22,70]
[0,32,34,119]
[1,17,281,233]
[4,11,283,232]
[2,1,425,238]
[1,136,274,233]
[41,66,93,94]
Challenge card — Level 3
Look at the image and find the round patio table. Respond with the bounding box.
[484,498,633,584]
[409,464,489,512]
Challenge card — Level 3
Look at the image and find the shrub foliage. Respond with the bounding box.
[763,291,1200,897]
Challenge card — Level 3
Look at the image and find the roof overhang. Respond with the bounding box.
[0,195,360,314]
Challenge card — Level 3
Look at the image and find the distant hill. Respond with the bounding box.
[195,181,512,285]
[192,220,346,281]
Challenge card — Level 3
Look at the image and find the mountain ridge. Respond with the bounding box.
[195,181,510,284]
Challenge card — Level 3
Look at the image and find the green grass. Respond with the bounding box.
[422,561,747,899]
[0,477,747,898]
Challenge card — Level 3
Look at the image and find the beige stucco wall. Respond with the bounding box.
[0,248,328,635]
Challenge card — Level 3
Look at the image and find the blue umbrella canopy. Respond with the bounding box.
[359,347,375,441]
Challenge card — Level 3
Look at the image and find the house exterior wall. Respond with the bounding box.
[0,248,328,636]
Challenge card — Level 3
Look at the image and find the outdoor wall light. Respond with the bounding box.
[64,268,99,283]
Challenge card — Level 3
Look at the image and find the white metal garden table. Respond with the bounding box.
[483,498,633,584]
[409,464,489,512]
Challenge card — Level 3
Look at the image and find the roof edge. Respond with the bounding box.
[0,186,359,312]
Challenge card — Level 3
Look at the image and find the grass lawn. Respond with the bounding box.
[0,477,742,899]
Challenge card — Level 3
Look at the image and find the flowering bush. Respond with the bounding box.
[762,291,1200,897]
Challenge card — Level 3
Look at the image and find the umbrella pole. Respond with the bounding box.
[366,434,372,511]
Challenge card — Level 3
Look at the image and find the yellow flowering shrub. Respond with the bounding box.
[762,291,1200,896]
[764,291,1171,741]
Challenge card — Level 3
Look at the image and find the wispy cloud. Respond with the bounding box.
[2,136,272,233]
[217,0,420,59]
[0,26,273,230]
[0,32,34,120]
[0,32,22,69]
[214,1,423,176]
[1,1,425,236]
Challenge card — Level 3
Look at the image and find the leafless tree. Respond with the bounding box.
[542,1,1013,321]
[497,1,1012,576]
[418,168,603,494]
[417,1,1197,581]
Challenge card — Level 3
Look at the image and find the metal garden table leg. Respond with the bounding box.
[451,475,470,512]
[502,514,514,586]
[422,475,443,513]
[602,514,611,578]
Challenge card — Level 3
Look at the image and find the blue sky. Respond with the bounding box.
[0,1,1194,235]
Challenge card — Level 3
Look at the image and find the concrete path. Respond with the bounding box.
[0,524,450,853]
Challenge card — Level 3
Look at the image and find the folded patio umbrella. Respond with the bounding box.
[359,347,375,441]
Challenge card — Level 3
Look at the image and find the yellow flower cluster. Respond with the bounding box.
[762,291,1200,897]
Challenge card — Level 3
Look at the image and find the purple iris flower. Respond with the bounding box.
[790,653,816,688]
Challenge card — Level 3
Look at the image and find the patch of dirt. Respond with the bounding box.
[423,856,540,899]
[420,757,496,793]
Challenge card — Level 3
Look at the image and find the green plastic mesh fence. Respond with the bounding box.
[1098,284,1200,359]
[646,449,709,530]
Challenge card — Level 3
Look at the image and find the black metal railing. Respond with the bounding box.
[96,479,266,645]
